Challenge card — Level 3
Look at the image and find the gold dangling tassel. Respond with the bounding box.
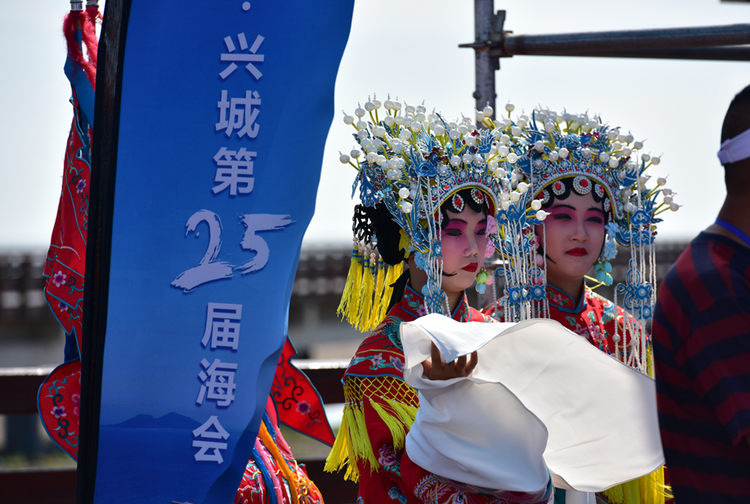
[336,247,357,318]
[602,467,672,504]
[380,262,404,320]
[337,247,363,326]
[348,248,365,328]
[357,254,376,332]
[367,257,387,331]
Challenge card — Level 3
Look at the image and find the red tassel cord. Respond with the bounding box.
[62,8,98,88]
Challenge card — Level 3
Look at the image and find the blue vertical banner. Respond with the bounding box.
[89,1,353,503]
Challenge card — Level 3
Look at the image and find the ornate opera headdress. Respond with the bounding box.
[337,96,503,331]
[482,104,679,373]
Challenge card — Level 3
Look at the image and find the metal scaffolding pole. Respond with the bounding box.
[500,24,750,56]
[463,0,750,117]
[471,0,502,117]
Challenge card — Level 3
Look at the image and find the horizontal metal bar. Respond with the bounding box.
[460,24,750,58]
[503,24,750,55]
[490,45,750,62]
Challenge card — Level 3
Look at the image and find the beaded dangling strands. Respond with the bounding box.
[539,223,550,320]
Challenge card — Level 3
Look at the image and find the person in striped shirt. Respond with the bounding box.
[653,84,750,501]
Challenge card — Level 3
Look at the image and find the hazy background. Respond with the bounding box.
[1,0,748,252]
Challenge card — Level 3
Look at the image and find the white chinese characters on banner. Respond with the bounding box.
[216,90,261,138]
[202,302,242,350]
[197,358,238,407]
[193,302,242,463]
[212,147,256,196]
[185,28,284,466]
[219,33,264,80]
[193,416,230,464]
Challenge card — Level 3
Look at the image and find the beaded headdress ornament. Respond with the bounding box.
[481,104,679,373]
[337,96,502,331]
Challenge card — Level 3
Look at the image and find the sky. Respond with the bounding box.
[1,0,748,252]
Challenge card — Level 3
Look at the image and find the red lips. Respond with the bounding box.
[566,248,587,257]
[463,262,479,272]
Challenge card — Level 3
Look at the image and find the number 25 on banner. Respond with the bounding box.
[171,210,293,292]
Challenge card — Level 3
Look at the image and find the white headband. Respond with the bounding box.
[718,127,750,165]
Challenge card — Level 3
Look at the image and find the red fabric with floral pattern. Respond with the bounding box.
[484,282,640,362]
[38,44,94,460]
[271,337,335,446]
[37,361,82,458]
[344,285,552,504]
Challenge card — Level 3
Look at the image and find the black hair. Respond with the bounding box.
[721,84,750,144]
[354,202,406,266]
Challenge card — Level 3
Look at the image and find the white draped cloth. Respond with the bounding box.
[400,314,664,495]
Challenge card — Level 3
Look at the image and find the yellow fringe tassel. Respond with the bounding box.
[325,393,419,483]
[337,248,361,322]
[370,400,407,449]
[357,258,396,333]
[380,262,403,321]
[382,397,418,433]
[324,402,378,482]
[345,253,364,328]
[338,248,407,334]
[348,255,364,327]
[646,344,655,379]
[324,414,352,478]
[602,466,672,504]
[357,257,376,332]
[370,258,386,329]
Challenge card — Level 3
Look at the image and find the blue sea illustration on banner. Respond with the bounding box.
[93,1,353,503]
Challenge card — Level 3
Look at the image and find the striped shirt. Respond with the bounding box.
[653,232,750,502]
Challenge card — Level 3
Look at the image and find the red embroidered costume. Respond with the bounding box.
[326,285,554,504]
[483,283,666,503]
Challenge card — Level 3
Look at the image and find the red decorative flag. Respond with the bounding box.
[271,337,336,446]
[38,3,100,461]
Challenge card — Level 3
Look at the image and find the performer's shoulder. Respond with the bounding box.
[345,314,407,379]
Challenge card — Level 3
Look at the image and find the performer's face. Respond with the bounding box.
[539,191,605,287]
[440,206,488,297]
